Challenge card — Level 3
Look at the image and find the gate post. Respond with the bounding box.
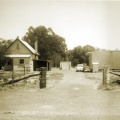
[103,65,109,85]
[39,67,46,88]
[11,70,15,84]
[12,70,14,80]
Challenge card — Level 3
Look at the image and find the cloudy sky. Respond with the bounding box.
[0,0,120,50]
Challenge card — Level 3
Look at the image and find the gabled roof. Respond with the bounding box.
[19,39,37,54]
[8,37,39,55]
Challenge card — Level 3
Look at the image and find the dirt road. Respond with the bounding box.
[0,68,120,120]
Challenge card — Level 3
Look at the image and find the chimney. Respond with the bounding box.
[34,39,38,53]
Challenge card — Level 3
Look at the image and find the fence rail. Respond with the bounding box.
[109,71,120,77]
[0,72,40,87]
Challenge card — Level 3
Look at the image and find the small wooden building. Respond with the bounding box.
[33,59,51,71]
[60,61,71,70]
[4,37,39,72]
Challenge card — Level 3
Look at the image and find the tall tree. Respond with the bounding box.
[23,25,67,67]
[83,45,95,65]
[67,45,95,66]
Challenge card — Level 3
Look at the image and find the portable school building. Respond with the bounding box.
[87,51,120,71]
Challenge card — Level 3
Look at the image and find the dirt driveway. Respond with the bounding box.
[0,68,120,120]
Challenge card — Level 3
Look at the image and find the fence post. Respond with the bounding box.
[103,65,109,85]
[11,70,15,85]
[39,67,46,88]
[12,70,14,80]
[24,66,25,75]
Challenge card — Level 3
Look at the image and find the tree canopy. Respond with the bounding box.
[0,39,12,69]
[23,26,67,66]
[66,45,95,66]
[23,26,97,67]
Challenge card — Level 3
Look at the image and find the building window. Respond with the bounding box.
[20,59,24,64]
[8,59,12,65]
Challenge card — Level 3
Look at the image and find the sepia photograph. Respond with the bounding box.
[0,0,120,119]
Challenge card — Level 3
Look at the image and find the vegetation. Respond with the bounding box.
[23,25,98,67]
[66,45,95,66]
[0,25,98,68]
[23,26,67,67]
[0,39,12,69]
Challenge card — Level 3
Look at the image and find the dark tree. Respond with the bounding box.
[82,45,95,65]
[67,45,95,66]
[23,25,67,67]
[0,39,12,69]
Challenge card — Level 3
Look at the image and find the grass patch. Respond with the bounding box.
[84,72,102,81]
[85,72,120,91]
[0,72,63,91]
[0,71,26,82]
[47,72,63,88]
[47,73,63,81]
[0,71,33,91]
[98,75,120,91]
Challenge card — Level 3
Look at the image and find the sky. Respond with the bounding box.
[0,0,120,50]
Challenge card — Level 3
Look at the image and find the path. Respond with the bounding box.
[0,69,120,120]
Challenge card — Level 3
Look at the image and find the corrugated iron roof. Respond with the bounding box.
[19,39,37,54]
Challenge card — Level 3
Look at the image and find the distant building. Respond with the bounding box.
[4,37,39,72]
[60,61,71,70]
[87,51,120,72]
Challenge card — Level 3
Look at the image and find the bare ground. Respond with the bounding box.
[0,68,120,120]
